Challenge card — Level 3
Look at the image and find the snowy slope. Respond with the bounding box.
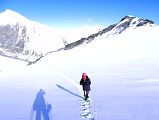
[0,15,159,120]
[61,25,103,44]
[0,10,103,63]
[0,9,65,62]
[62,15,154,51]
[27,23,159,120]
[0,9,64,52]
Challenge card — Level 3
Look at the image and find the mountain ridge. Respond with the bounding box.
[0,9,65,63]
[0,9,157,65]
[63,15,155,50]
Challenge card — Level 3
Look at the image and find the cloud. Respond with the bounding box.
[86,17,94,23]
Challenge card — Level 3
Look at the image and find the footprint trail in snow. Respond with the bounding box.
[80,97,96,120]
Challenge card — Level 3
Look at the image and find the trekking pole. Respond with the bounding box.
[29,107,34,120]
[46,102,53,120]
[49,111,53,120]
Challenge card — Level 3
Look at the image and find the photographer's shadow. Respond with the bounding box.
[31,89,52,120]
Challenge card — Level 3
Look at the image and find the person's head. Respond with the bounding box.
[39,89,45,95]
[82,73,87,80]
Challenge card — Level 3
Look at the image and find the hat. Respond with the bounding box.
[82,73,86,77]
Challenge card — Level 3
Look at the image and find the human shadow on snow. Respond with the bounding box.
[56,84,83,99]
[30,89,52,120]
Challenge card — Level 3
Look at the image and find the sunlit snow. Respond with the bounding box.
[0,22,159,120]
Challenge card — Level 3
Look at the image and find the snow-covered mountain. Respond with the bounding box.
[0,9,157,65]
[1,12,159,120]
[0,9,103,63]
[0,9,65,62]
[64,15,155,50]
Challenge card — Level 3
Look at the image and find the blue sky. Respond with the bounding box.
[0,0,159,30]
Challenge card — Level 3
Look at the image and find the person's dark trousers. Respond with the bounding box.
[85,91,89,100]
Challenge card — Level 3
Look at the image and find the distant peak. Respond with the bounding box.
[119,15,154,26]
[120,15,136,22]
[0,9,29,25]
[4,9,15,13]
[2,9,21,16]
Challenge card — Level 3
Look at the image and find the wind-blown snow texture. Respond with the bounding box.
[0,14,159,120]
